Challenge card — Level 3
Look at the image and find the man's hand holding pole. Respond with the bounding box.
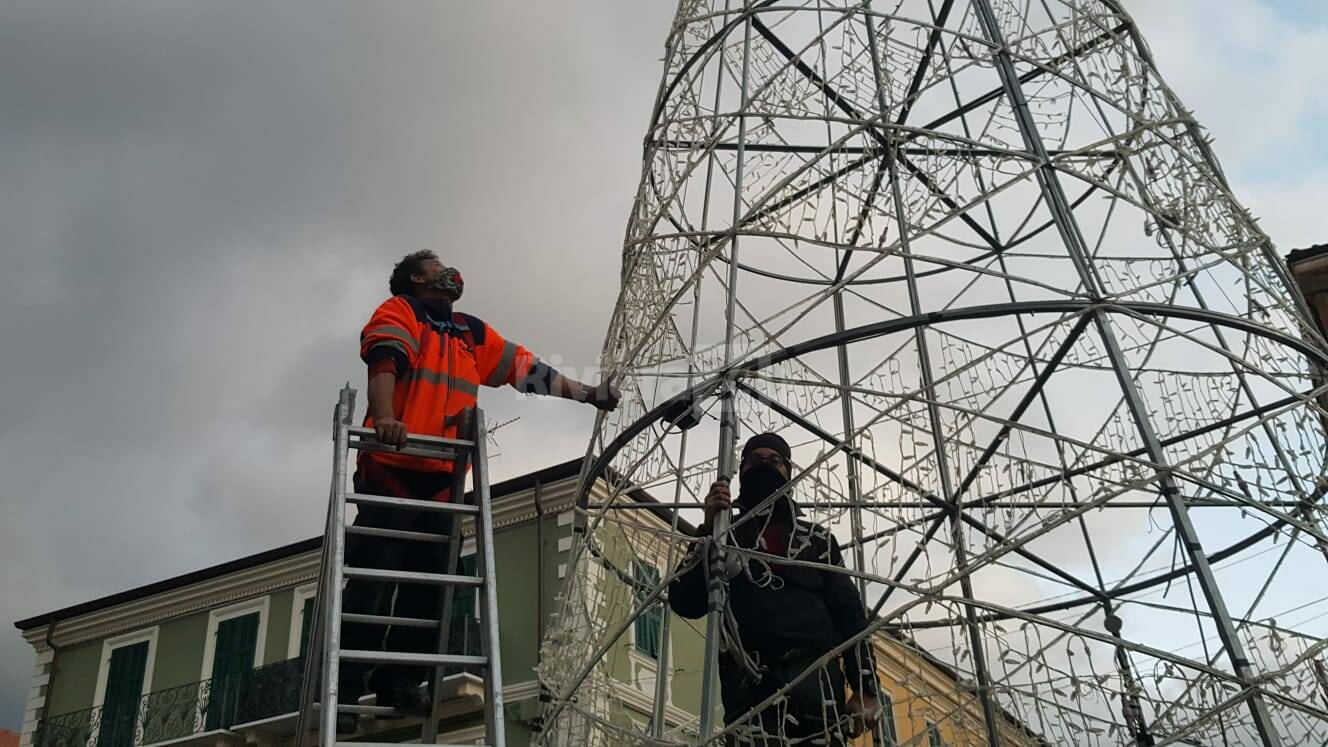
[844,692,881,738]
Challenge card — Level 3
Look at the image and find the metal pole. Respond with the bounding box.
[293,482,334,747]
[832,293,868,598]
[651,462,685,739]
[854,11,904,742]
[858,4,1004,742]
[887,143,1006,747]
[654,6,731,732]
[473,411,508,747]
[535,479,545,658]
[967,2,1284,743]
[319,386,355,744]
[955,7,1156,732]
[699,3,754,740]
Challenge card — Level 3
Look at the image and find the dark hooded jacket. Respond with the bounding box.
[668,490,878,719]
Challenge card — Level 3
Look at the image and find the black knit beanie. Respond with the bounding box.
[741,432,792,462]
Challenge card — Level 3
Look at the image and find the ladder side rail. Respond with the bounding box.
[292,476,337,747]
[319,389,356,744]
[421,437,472,744]
[473,410,507,747]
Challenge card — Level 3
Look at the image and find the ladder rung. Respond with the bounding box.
[341,613,438,629]
[318,703,401,717]
[348,426,474,450]
[346,493,479,514]
[343,567,483,587]
[349,441,462,461]
[339,649,488,667]
[346,525,447,543]
[337,739,494,744]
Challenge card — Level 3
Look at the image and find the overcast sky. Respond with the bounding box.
[1,0,1325,728]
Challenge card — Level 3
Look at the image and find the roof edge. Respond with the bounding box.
[15,456,587,631]
[1286,243,1328,265]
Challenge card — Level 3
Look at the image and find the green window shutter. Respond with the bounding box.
[446,556,480,658]
[211,613,260,679]
[207,613,260,730]
[298,597,316,658]
[98,641,149,747]
[631,562,663,659]
[454,555,478,620]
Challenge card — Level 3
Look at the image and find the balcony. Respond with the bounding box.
[34,656,303,747]
[34,616,484,747]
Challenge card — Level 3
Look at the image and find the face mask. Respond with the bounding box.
[737,462,791,513]
[429,266,464,300]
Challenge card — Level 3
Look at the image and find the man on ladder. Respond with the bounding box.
[341,250,618,725]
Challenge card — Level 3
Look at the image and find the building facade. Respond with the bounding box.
[14,461,603,747]
[15,459,1039,746]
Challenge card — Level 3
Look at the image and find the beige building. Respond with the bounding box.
[856,636,1043,747]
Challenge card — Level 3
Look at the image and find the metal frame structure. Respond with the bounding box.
[538,2,1328,745]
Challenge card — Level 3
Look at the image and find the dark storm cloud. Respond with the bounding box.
[0,0,674,723]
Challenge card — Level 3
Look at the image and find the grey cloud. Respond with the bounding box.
[0,0,673,724]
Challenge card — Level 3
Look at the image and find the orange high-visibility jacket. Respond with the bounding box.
[359,296,541,473]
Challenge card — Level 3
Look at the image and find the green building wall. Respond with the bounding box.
[36,493,705,740]
[493,521,541,686]
[152,614,208,690]
[265,589,296,666]
[44,640,101,716]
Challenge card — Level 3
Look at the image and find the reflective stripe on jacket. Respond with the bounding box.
[359,295,539,474]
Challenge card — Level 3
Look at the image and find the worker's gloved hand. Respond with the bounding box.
[373,417,409,448]
[588,380,620,412]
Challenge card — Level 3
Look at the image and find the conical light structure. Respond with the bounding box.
[538,2,1328,745]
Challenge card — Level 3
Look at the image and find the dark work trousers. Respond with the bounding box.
[723,649,849,746]
[338,461,454,703]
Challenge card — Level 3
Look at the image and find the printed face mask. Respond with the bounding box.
[429,266,464,300]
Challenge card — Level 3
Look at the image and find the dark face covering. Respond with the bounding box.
[737,463,793,520]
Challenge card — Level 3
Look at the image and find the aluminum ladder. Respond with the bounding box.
[295,386,506,747]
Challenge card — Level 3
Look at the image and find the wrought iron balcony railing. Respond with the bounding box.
[34,657,304,747]
[34,614,485,747]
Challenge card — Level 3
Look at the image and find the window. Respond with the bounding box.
[631,561,663,659]
[453,554,478,621]
[98,642,149,747]
[200,597,268,731]
[926,721,944,747]
[878,691,898,746]
[206,613,260,730]
[444,555,481,660]
[1287,247,1328,415]
[91,628,157,747]
[289,584,318,660]
[298,597,316,657]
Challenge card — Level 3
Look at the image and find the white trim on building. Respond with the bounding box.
[18,649,55,747]
[286,583,318,660]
